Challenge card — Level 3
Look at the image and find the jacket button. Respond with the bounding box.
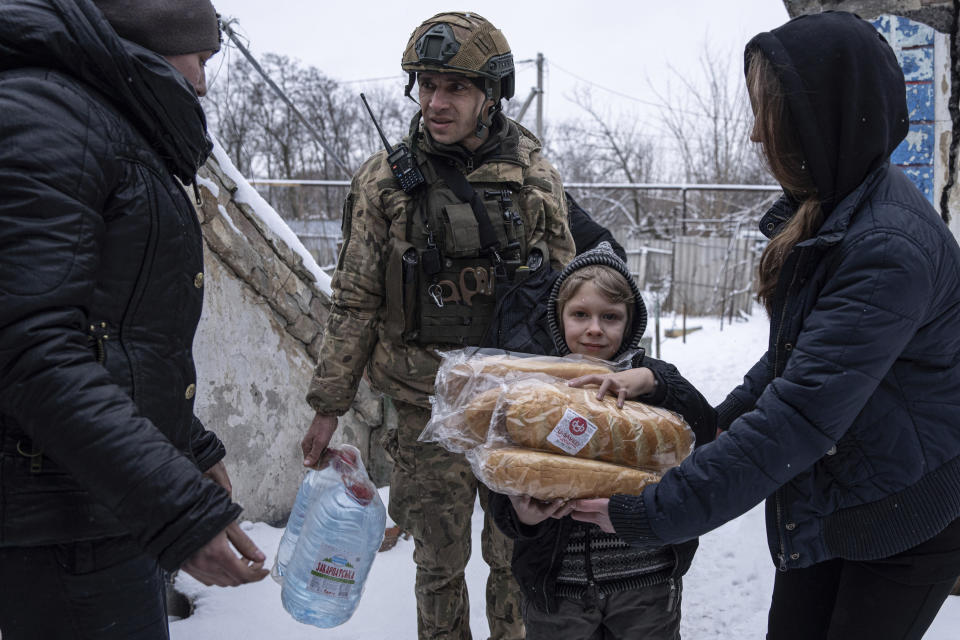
[766,222,775,231]
[785,522,796,531]
[185,383,196,400]
[826,445,837,455]
[194,272,204,288]
[790,553,800,560]
[784,343,793,351]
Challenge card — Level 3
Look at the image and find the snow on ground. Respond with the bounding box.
[170,309,960,639]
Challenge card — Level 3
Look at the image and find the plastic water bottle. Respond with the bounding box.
[270,459,341,584]
[280,446,386,628]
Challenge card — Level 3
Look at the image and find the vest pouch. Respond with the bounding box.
[384,240,420,342]
[416,256,498,346]
[440,203,482,257]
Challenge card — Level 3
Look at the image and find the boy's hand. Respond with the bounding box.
[569,498,615,533]
[509,495,571,526]
[567,368,657,408]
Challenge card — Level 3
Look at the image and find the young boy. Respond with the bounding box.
[488,241,716,639]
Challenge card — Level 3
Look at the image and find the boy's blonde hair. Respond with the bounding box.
[555,264,634,332]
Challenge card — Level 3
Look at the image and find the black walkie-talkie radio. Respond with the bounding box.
[360,93,425,194]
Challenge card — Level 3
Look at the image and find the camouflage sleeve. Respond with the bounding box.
[306,153,390,416]
[523,153,575,271]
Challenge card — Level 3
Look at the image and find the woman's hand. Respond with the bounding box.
[569,498,615,533]
[509,495,571,526]
[567,368,657,408]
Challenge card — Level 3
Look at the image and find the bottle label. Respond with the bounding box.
[546,408,598,455]
[307,543,360,599]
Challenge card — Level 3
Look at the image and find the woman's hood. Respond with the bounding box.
[745,10,908,214]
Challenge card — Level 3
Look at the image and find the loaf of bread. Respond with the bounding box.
[476,447,659,500]
[436,353,613,407]
[501,380,693,471]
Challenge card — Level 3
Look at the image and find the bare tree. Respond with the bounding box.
[206,47,411,221]
[549,87,666,235]
[651,41,770,231]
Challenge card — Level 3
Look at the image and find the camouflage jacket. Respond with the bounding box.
[307,113,575,413]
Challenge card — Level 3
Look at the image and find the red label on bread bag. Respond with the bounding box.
[569,417,587,435]
[548,409,598,454]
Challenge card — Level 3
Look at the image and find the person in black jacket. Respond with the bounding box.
[482,193,626,355]
[0,1,268,638]
[488,241,715,639]
[569,12,960,640]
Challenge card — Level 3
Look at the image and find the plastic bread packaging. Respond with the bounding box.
[467,446,661,500]
[467,378,694,500]
[422,349,615,452]
[433,348,613,408]
[494,379,694,471]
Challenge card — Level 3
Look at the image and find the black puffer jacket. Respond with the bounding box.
[611,12,960,571]
[0,0,240,570]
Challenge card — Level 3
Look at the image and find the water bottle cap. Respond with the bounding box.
[345,481,375,506]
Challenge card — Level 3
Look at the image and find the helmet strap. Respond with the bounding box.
[474,82,500,138]
[404,72,417,100]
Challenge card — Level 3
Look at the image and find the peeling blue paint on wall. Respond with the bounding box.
[872,15,936,205]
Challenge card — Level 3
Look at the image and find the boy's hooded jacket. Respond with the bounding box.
[0,0,239,570]
[489,242,716,612]
[611,11,960,571]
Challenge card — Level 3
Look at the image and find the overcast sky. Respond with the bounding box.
[212,1,790,135]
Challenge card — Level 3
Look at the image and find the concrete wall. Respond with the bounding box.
[783,0,956,31]
[782,1,959,235]
[189,153,394,526]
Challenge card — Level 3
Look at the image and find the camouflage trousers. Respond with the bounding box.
[383,399,524,640]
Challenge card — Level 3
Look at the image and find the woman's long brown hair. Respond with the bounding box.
[748,50,823,312]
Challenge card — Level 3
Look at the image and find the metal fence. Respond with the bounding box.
[624,235,757,317]
[247,179,782,319]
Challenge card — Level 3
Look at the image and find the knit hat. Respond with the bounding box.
[547,241,648,360]
[92,0,221,56]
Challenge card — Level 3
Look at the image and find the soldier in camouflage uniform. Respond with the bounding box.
[301,11,575,640]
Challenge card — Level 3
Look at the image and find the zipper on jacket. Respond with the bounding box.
[666,577,679,612]
[775,489,788,571]
[772,248,804,375]
[15,438,43,473]
[583,526,600,601]
[542,526,565,612]
[87,321,110,365]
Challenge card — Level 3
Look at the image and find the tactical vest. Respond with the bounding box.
[384,145,545,347]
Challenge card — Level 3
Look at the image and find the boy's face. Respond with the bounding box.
[561,281,628,361]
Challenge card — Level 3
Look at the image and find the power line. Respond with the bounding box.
[548,59,754,125]
[340,74,405,85]
[220,19,353,178]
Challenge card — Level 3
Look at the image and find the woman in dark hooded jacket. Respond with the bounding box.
[569,12,960,639]
[488,241,716,639]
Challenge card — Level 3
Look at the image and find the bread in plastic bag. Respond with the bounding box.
[497,379,693,470]
[469,446,660,500]
[423,349,614,452]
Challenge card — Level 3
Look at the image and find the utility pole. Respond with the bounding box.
[536,52,544,141]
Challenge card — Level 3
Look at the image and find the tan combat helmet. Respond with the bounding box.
[402,12,514,134]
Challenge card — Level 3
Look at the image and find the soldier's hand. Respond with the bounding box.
[302,412,338,468]
[181,528,268,587]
